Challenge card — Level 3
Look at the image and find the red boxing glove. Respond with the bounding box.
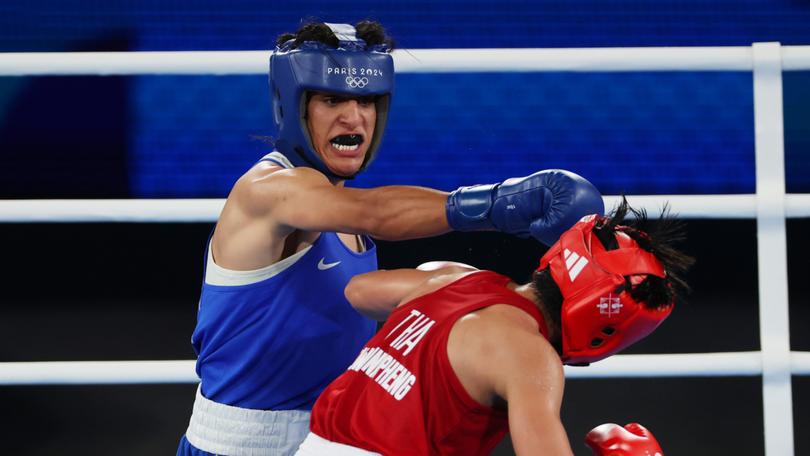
[585,423,663,456]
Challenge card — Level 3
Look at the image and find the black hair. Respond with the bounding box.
[276,20,395,50]
[532,197,694,348]
[532,268,564,354]
[595,197,694,307]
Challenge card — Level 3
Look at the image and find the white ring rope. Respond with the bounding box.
[1,352,809,385]
[566,351,810,378]
[1,194,810,223]
[1,46,810,76]
[0,198,226,223]
[0,360,198,385]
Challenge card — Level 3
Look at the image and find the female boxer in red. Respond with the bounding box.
[297,200,691,455]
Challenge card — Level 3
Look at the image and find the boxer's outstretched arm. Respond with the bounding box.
[345,264,477,320]
[236,163,603,242]
[243,165,450,241]
[217,162,602,269]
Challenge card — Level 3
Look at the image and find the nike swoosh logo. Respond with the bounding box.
[317,258,341,270]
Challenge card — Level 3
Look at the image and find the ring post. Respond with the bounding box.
[752,41,794,456]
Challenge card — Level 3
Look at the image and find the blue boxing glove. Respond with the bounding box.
[445,169,604,246]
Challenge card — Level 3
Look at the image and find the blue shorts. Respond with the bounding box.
[176,435,211,456]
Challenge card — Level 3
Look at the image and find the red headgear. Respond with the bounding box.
[538,214,672,366]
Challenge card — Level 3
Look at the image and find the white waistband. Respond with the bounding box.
[185,386,311,456]
[295,433,381,456]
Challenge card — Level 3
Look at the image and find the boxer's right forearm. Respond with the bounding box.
[353,185,451,240]
[260,176,450,240]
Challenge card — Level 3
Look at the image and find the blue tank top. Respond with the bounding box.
[192,231,378,411]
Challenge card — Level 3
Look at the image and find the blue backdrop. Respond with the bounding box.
[1,0,809,197]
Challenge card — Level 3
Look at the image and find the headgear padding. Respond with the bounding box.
[269,23,394,179]
[538,214,673,366]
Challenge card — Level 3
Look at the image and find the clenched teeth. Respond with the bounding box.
[330,134,364,147]
[332,143,360,151]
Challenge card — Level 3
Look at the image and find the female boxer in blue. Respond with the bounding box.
[177,20,604,455]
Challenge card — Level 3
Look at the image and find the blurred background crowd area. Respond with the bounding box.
[1,0,809,198]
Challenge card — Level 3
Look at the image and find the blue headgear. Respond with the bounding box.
[269,23,395,179]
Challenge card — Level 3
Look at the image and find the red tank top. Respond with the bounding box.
[309,271,549,455]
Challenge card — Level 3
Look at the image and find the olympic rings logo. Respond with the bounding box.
[345,76,369,88]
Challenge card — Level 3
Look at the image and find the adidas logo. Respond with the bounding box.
[563,249,588,281]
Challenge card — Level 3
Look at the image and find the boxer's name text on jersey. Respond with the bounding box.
[385,309,435,356]
[344,310,436,401]
[347,347,416,400]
